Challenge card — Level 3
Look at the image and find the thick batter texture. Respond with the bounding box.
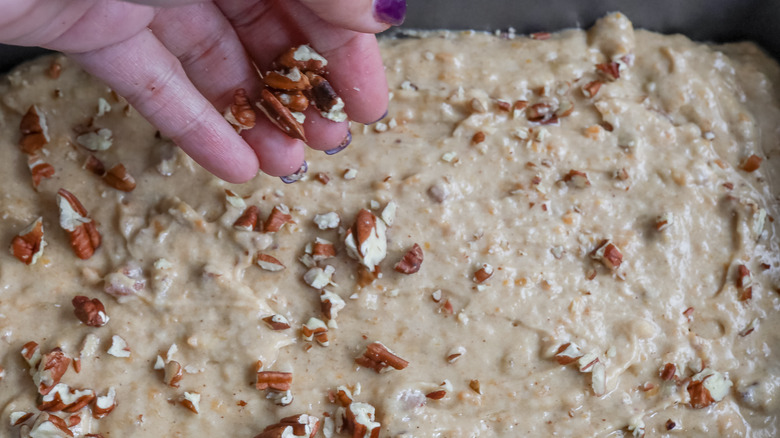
[2,13,780,437]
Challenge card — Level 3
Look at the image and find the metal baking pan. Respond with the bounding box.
[1,0,778,73]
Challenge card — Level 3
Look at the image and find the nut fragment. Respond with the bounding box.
[91,387,117,419]
[19,105,50,154]
[307,73,347,122]
[33,348,71,395]
[57,189,101,260]
[526,102,555,123]
[660,363,677,381]
[582,80,602,98]
[76,128,113,152]
[265,68,311,91]
[344,209,388,272]
[257,89,307,142]
[312,238,337,262]
[255,413,321,438]
[277,44,328,73]
[739,154,762,172]
[107,335,131,358]
[72,296,109,327]
[257,254,286,272]
[263,314,291,330]
[180,392,200,414]
[256,371,293,391]
[555,342,583,365]
[103,163,136,192]
[302,318,329,346]
[10,217,46,265]
[737,264,753,301]
[394,243,424,274]
[28,413,73,437]
[655,213,674,231]
[341,402,381,438]
[355,341,409,373]
[163,360,184,387]
[591,240,622,270]
[596,62,621,80]
[687,369,732,409]
[264,205,293,232]
[234,205,260,231]
[276,91,310,112]
[37,383,95,413]
[28,154,55,189]
[562,170,591,188]
[320,290,346,323]
[224,88,256,133]
[473,263,494,283]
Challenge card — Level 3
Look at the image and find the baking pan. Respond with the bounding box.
[1,0,779,73]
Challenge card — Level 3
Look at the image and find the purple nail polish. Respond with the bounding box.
[280,160,308,184]
[325,130,352,156]
[372,109,388,124]
[373,0,406,26]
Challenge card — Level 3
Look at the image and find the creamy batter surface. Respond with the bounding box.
[2,13,780,437]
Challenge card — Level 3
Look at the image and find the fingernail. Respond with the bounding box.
[373,0,406,26]
[372,109,388,124]
[324,130,351,156]
[280,160,308,184]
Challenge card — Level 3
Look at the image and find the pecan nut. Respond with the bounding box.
[19,105,50,154]
[256,371,293,392]
[10,217,46,265]
[103,163,136,192]
[28,154,55,189]
[276,45,328,74]
[224,88,256,133]
[256,89,307,142]
[57,189,101,260]
[264,68,311,91]
[72,296,109,327]
[355,341,409,373]
[394,243,423,274]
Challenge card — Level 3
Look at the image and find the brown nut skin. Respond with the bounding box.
[394,243,423,274]
[276,45,328,74]
[275,91,310,112]
[57,189,102,260]
[103,163,136,192]
[305,72,340,113]
[264,69,311,91]
[256,89,307,142]
[72,296,109,327]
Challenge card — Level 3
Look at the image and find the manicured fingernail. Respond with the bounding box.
[373,0,406,26]
[372,109,388,124]
[324,130,351,156]
[280,160,308,184]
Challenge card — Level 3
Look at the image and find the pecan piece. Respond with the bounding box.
[737,264,753,301]
[394,243,423,274]
[255,413,320,438]
[234,205,260,231]
[163,360,184,387]
[256,253,285,272]
[84,155,106,176]
[562,169,591,188]
[28,154,55,190]
[72,296,109,327]
[582,80,603,98]
[344,209,387,272]
[306,73,347,122]
[301,318,329,346]
[276,91,310,112]
[10,217,46,265]
[103,163,136,192]
[37,384,95,413]
[342,403,381,438]
[739,154,762,173]
[660,363,677,381]
[57,189,101,260]
[591,240,622,270]
[312,238,336,262]
[262,314,291,330]
[19,105,50,154]
[473,263,494,283]
[224,88,256,133]
[92,387,117,419]
[555,342,583,365]
[256,89,307,142]
[256,371,293,391]
[265,68,311,91]
[264,205,293,233]
[355,341,409,373]
[596,62,621,80]
[526,102,555,123]
[34,348,71,395]
[277,44,328,73]
[180,392,200,414]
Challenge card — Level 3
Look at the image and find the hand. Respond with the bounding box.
[0,0,404,182]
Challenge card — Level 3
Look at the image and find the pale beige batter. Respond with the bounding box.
[1,12,780,437]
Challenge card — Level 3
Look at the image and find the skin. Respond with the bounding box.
[0,0,391,182]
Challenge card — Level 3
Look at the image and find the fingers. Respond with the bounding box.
[296,0,407,33]
[70,28,260,183]
[216,0,389,125]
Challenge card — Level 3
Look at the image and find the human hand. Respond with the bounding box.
[0,0,404,183]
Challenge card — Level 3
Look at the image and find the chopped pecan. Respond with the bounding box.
[394,243,423,274]
[265,68,311,91]
[256,253,285,272]
[256,371,293,391]
[471,131,486,144]
[555,342,583,365]
[37,384,95,413]
[344,209,387,272]
[224,88,256,133]
[737,264,753,301]
[320,290,345,322]
[262,314,291,330]
[591,240,622,270]
[29,413,73,437]
[19,105,50,154]
[469,379,481,394]
[180,392,200,414]
[57,189,101,260]
[264,205,293,232]
[315,172,330,185]
[277,45,328,74]
[562,170,590,188]
[255,413,320,438]
[473,263,494,283]
[234,205,260,231]
[582,80,603,98]
[103,163,136,192]
[660,363,677,381]
[312,238,337,262]
[426,390,446,400]
[526,102,555,123]
[163,360,184,387]
[28,154,55,189]
[301,318,329,346]
[48,60,62,79]
[655,213,674,231]
[103,263,145,298]
[72,296,109,327]
[596,62,621,80]
[257,89,307,142]
[10,412,33,426]
[107,335,131,358]
[276,91,310,112]
[84,155,106,176]
[342,402,381,438]
[739,154,762,173]
[10,217,46,265]
[34,348,71,395]
[92,387,117,419]
[355,342,408,373]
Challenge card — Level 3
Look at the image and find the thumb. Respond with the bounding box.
[297,0,406,34]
